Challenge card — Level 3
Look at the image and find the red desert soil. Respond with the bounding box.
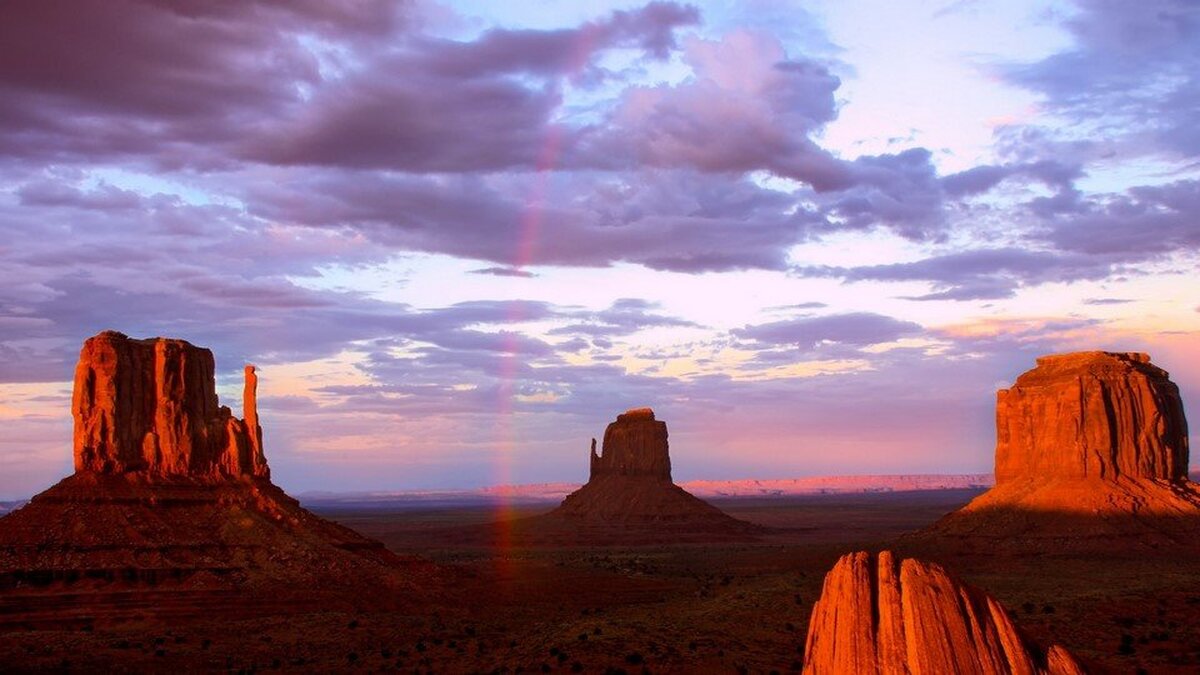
[2,346,1199,672]
[5,489,1200,672]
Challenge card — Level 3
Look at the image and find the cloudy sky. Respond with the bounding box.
[1,0,1197,498]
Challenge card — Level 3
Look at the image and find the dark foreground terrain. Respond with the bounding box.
[2,489,1199,673]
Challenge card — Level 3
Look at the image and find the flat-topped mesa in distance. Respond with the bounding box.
[72,330,268,479]
[803,551,1086,675]
[995,351,1188,484]
[588,407,671,481]
[917,350,1200,550]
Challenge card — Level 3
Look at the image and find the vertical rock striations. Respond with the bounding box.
[72,330,268,479]
[920,351,1200,549]
[0,331,419,615]
[994,352,1187,483]
[803,551,1086,674]
[588,407,672,481]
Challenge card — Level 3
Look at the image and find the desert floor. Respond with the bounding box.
[2,489,1198,673]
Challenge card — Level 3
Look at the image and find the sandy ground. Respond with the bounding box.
[2,489,1199,672]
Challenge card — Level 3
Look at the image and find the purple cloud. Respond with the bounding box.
[0,0,406,167]
[470,267,537,278]
[797,248,1122,301]
[548,298,700,338]
[243,3,699,171]
[1002,0,1200,157]
[733,312,923,350]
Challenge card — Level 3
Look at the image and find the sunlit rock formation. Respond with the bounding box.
[921,351,1200,550]
[994,352,1187,483]
[803,551,1086,674]
[73,331,268,478]
[0,331,430,622]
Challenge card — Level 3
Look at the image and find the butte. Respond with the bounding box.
[0,331,432,626]
[917,350,1199,551]
[526,408,758,544]
[802,550,1086,674]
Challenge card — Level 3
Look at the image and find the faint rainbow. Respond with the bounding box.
[491,25,598,558]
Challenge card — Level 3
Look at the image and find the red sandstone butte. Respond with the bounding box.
[588,407,672,480]
[549,408,753,532]
[0,331,430,619]
[994,351,1187,483]
[803,551,1086,674]
[922,351,1200,549]
[73,330,268,479]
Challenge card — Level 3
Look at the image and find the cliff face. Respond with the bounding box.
[0,331,419,615]
[803,551,1085,675]
[995,351,1188,484]
[72,331,268,479]
[919,351,1200,550]
[589,407,672,482]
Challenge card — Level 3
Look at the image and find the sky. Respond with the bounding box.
[0,0,1198,498]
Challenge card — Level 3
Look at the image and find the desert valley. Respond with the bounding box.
[3,1,1199,673]
[0,332,1197,673]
